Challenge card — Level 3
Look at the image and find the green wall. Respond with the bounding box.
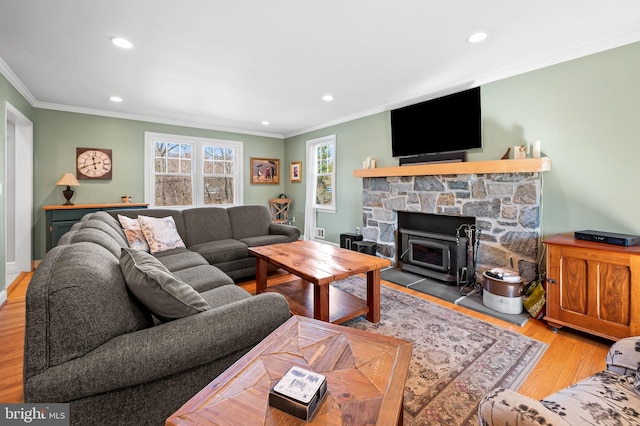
[33,110,285,259]
[285,41,640,245]
[0,73,34,290]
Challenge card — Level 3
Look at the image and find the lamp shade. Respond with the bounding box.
[56,173,80,187]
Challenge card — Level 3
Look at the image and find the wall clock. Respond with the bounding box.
[76,148,112,180]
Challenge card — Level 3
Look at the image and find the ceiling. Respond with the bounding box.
[1,1,639,138]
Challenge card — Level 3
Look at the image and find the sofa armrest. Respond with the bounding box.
[25,292,290,402]
[269,222,300,241]
[478,388,570,426]
[606,336,640,375]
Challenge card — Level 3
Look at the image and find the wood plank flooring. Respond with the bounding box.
[0,270,611,404]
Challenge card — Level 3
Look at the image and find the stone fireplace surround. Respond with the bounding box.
[356,159,549,283]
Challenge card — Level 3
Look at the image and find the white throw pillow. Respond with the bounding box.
[118,215,150,252]
[137,215,186,254]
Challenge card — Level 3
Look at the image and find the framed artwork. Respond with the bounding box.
[250,157,280,184]
[290,161,302,183]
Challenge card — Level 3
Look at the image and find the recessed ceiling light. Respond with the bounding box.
[110,37,134,49]
[322,94,334,102]
[261,121,270,126]
[467,32,488,43]
[110,96,123,103]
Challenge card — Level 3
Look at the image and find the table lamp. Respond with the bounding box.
[56,173,80,205]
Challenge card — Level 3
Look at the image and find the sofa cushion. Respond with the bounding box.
[153,248,209,272]
[541,370,639,423]
[57,228,123,258]
[26,243,153,369]
[118,215,150,252]
[72,219,129,249]
[138,215,187,254]
[189,239,248,264]
[182,207,233,246]
[172,265,234,293]
[120,248,210,322]
[227,205,272,240]
[88,211,129,243]
[239,234,292,248]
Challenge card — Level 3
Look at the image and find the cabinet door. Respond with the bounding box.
[51,221,77,248]
[546,244,636,340]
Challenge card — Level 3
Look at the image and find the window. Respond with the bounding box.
[145,132,243,207]
[307,135,336,211]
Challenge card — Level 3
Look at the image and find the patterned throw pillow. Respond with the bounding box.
[118,215,150,252]
[119,247,210,322]
[137,215,186,254]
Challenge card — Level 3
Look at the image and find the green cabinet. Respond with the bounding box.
[44,203,148,251]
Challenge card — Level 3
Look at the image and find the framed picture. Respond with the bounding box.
[290,161,302,183]
[250,157,280,184]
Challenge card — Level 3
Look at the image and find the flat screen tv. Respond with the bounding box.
[390,87,482,158]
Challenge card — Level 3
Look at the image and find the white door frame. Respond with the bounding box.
[3,102,33,304]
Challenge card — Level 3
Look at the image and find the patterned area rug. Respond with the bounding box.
[333,276,548,426]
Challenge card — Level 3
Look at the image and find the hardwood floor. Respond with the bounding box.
[0,270,610,404]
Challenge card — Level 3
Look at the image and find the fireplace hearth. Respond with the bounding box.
[359,170,543,283]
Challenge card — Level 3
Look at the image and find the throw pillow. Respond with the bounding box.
[119,247,210,322]
[137,215,186,254]
[118,214,150,252]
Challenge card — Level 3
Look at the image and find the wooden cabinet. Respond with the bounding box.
[43,203,148,251]
[544,234,640,341]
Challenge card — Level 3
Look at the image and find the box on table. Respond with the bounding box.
[269,366,327,421]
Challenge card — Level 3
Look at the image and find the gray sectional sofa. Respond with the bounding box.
[24,205,300,425]
[110,204,301,281]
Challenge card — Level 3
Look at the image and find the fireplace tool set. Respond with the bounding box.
[456,223,481,295]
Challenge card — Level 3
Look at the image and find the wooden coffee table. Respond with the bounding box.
[249,240,391,324]
[166,315,412,425]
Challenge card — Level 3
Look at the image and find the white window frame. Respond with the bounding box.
[144,132,243,208]
[306,134,336,213]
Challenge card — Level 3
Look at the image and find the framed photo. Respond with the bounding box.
[290,161,302,183]
[250,157,280,184]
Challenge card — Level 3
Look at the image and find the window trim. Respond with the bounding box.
[144,131,243,208]
[307,134,336,213]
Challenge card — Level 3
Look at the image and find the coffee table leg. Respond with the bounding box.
[314,284,330,322]
[255,258,268,294]
[366,269,381,323]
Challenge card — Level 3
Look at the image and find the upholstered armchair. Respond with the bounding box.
[478,336,640,425]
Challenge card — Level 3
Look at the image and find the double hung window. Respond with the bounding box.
[145,132,243,207]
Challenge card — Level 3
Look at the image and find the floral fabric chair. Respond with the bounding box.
[478,336,640,425]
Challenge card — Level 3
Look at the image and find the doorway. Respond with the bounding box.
[3,102,33,305]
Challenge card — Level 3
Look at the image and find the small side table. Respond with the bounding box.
[43,203,148,251]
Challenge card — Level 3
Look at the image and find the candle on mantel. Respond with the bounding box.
[532,140,541,158]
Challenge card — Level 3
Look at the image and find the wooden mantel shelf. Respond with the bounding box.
[353,157,551,178]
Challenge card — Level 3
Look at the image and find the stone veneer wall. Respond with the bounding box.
[361,172,542,282]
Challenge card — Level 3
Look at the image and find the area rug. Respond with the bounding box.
[333,276,547,426]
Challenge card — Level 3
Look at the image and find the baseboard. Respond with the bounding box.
[0,290,7,309]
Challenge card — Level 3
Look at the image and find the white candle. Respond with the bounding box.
[532,140,541,158]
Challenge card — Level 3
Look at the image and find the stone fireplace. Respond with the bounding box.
[358,161,547,283]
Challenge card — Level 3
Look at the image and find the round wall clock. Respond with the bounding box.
[76,148,113,180]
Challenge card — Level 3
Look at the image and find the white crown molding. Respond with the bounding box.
[34,102,285,139]
[0,57,37,105]
[286,31,640,139]
[472,30,640,89]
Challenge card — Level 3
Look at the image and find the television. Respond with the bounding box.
[390,87,482,159]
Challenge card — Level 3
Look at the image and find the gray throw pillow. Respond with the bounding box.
[119,247,210,322]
